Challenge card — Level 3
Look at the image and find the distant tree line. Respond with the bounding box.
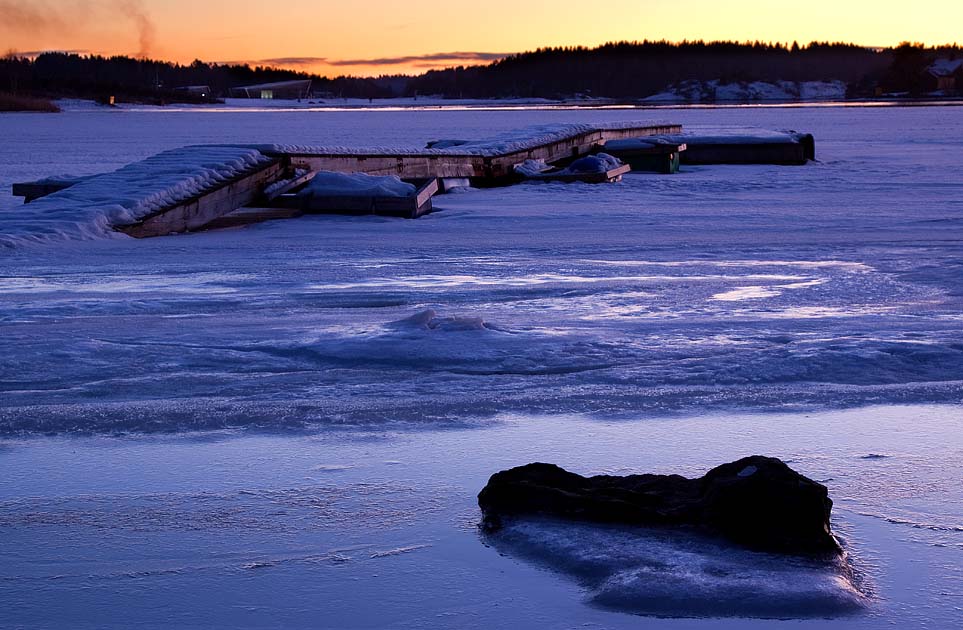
[0,53,403,104]
[408,41,884,98]
[1,42,961,105]
[408,41,963,99]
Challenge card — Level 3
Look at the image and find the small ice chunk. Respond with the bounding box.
[738,465,758,477]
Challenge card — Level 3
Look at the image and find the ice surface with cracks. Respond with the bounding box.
[0,105,961,629]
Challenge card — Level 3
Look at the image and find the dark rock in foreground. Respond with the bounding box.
[478,456,840,555]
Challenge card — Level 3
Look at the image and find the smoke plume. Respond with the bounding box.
[116,0,155,58]
[0,0,157,58]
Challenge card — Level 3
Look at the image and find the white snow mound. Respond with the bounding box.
[515,153,624,178]
[492,519,868,619]
[300,172,415,198]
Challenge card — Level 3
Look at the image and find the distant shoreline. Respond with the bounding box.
[4,93,962,114]
[23,95,962,114]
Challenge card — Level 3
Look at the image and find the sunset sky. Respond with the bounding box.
[3,0,962,76]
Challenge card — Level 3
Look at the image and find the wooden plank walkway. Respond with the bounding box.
[10,121,683,237]
[271,123,682,182]
[116,159,283,238]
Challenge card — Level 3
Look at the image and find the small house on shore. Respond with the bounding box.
[926,59,963,94]
[229,80,313,100]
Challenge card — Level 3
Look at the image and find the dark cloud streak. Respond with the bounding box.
[258,56,329,67]
[5,49,91,58]
[232,51,509,71]
[327,51,510,66]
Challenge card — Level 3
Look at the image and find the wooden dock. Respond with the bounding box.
[272,122,681,183]
[116,159,284,238]
[10,121,682,238]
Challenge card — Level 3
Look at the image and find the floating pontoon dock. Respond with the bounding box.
[266,122,681,181]
[7,122,816,240]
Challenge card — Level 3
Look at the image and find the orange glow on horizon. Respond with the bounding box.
[2,0,962,77]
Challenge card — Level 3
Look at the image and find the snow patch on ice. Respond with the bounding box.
[489,518,868,619]
[712,286,783,301]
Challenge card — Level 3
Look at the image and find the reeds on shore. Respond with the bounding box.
[0,93,61,113]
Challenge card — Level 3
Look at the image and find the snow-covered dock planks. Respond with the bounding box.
[116,159,283,238]
[262,122,682,184]
[485,123,679,181]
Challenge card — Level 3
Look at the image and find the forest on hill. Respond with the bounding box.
[0,53,402,104]
[1,41,961,105]
[408,41,885,98]
[408,41,963,99]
